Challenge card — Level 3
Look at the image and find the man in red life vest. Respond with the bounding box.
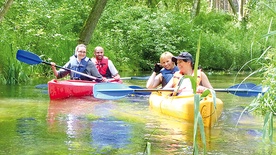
[91,46,121,81]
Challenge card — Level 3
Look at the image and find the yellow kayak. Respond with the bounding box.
[149,92,223,127]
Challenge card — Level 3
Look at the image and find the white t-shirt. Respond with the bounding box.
[107,60,119,76]
[177,78,193,95]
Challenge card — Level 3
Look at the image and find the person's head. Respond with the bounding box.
[94,46,104,60]
[172,52,194,72]
[159,52,175,70]
[75,44,87,60]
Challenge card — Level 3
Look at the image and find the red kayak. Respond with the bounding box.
[48,79,122,100]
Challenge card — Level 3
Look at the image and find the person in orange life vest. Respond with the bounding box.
[163,51,213,95]
[50,44,104,82]
[146,52,179,89]
[91,46,121,81]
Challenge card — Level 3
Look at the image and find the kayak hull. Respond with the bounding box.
[149,92,223,127]
[48,79,122,100]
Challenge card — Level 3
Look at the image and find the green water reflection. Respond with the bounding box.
[0,73,275,154]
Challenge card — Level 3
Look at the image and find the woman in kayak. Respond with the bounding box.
[146,52,179,89]
[50,44,104,82]
[163,51,213,95]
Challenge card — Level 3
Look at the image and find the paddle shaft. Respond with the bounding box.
[43,61,98,80]
[46,62,149,81]
[98,88,264,93]
[17,50,99,80]
[214,88,264,93]
[98,88,175,92]
[119,76,150,80]
[17,50,151,81]
[93,82,266,99]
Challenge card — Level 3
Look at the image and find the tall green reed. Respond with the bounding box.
[187,33,220,155]
[234,0,276,143]
[0,45,29,84]
[245,46,275,143]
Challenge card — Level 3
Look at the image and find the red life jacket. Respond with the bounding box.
[92,56,109,77]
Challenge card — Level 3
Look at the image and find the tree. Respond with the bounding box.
[191,0,201,18]
[238,0,244,21]
[0,0,13,23]
[78,0,108,45]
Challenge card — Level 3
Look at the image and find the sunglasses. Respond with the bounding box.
[176,59,189,64]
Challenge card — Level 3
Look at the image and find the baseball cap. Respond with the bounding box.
[172,52,193,63]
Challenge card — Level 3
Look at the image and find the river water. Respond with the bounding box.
[0,73,275,154]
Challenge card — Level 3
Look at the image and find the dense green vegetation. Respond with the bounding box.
[247,47,276,143]
[0,0,275,153]
[0,0,275,84]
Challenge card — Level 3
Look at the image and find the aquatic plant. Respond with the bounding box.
[245,46,275,143]
[1,57,29,84]
[222,0,276,144]
[188,33,221,155]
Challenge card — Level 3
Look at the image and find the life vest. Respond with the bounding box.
[69,56,90,79]
[172,70,202,89]
[160,66,179,88]
[92,56,112,78]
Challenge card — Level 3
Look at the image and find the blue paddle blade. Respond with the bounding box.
[228,83,264,97]
[93,83,134,100]
[230,83,256,89]
[16,50,42,65]
[128,86,151,95]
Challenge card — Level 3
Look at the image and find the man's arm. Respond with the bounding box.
[108,60,120,80]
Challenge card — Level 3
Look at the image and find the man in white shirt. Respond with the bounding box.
[91,46,121,80]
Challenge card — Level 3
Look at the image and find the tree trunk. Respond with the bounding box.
[209,0,214,10]
[227,0,237,15]
[78,0,108,45]
[238,0,244,21]
[191,0,201,18]
[0,0,14,23]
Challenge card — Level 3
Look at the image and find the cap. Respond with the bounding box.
[172,52,193,63]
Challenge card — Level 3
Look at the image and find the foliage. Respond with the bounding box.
[237,0,276,143]
[0,0,92,83]
[245,47,276,142]
[91,0,272,71]
[0,0,275,85]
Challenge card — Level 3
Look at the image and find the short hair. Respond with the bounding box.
[94,46,104,53]
[74,44,86,55]
[160,52,174,62]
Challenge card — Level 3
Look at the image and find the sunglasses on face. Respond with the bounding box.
[176,59,189,64]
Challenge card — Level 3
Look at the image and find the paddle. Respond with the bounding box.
[128,85,152,95]
[35,77,149,89]
[120,76,150,80]
[215,83,267,97]
[16,50,100,80]
[93,83,268,100]
[93,83,173,99]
